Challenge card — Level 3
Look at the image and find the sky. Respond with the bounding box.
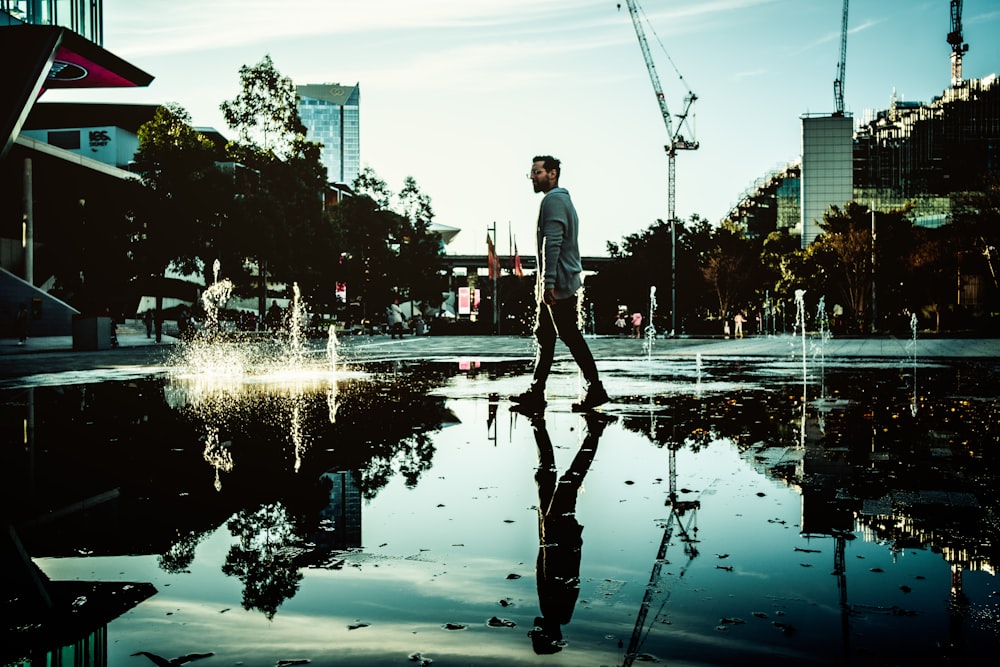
[44,0,1000,257]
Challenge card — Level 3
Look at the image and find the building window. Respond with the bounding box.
[48,129,81,149]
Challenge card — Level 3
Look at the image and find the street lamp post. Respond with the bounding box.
[871,203,877,334]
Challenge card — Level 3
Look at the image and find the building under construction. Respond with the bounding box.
[726,73,999,238]
[854,75,999,225]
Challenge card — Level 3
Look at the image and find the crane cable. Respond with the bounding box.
[633,1,697,142]
[635,1,694,97]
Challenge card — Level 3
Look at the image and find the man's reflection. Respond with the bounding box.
[526,411,613,654]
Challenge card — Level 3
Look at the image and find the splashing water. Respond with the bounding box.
[202,426,233,492]
[201,260,234,341]
[285,282,306,367]
[165,262,350,488]
[695,353,703,397]
[812,296,831,401]
[793,289,807,361]
[794,289,807,448]
[327,325,339,423]
[643,286,657,357]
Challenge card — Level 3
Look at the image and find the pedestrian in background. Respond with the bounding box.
[734,311,746,339]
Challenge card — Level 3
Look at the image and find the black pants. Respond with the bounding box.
[531,297,599,390]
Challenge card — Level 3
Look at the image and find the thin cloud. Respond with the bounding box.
[734,68,768,80]
[106,0,605,57]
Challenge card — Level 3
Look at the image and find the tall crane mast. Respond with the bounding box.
[623,0,698,232]
[948,0,968,85]
[833,0,849,115]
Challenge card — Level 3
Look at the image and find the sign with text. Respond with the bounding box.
[458,287,471,315]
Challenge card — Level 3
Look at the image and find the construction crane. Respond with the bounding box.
[948,0,968,85]
[622,0,698,234]
[833,0,849,115]
[620,436,700,667]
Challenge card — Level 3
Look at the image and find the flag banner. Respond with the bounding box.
[486,233,499,280]
[512,242,524,278]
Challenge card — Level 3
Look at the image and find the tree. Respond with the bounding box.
[951,174,1000,305]
[811,202,873,330]
[333,170,445,323]
[759,230,802,324]
[354,166,392,209]
[134,103,231,307]
[585,214,722,334]
[909,226,953,332]
[220,55,330,313]
[806,202,915,332]
[220,54,305,160]
[700,223,758,319]
[394,176,446,306]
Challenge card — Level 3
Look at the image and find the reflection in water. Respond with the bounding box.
[526,411,610,654]
[202,426,233,492]
[3,359,998,664]
[222,502,303,620]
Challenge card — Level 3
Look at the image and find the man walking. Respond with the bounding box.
[511,155,609,413]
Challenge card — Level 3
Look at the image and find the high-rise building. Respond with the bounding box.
[800,114,854,248]
[297,83,359,186]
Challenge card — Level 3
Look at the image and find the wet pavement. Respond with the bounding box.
[2,327,998,666]
[2,323,997,376]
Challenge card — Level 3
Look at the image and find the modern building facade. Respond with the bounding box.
[2,0,154,336]
[800,113,854,248]
[854,76,1000,226]
[1,0,102,44]
[724,162,801,238]
[297,83,360,186]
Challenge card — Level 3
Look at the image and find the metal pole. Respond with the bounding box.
[489,222,498,334]
[870,203,877,334]
[670,218,676,337]
[23,157,33,284]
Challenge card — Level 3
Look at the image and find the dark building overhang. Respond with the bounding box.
[25,102,160,135]
[1,24,153,159]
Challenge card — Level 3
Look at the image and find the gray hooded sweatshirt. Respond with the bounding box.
[536,187,582,301]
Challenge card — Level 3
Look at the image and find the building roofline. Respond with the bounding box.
[15,133,139,181]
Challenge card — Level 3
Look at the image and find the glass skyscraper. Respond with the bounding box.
[296,83,360,186]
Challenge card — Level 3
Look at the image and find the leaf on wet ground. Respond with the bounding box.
[487,616,516,627]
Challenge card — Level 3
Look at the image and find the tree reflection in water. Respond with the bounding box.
[165,367,458,617]
[223,502,303,620]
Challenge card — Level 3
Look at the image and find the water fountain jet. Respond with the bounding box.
[643,286,657,359]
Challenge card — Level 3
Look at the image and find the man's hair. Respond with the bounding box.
[532,155,561,178]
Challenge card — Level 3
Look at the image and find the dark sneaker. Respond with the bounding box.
[572,381,609,412]
[510,388,546,412]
